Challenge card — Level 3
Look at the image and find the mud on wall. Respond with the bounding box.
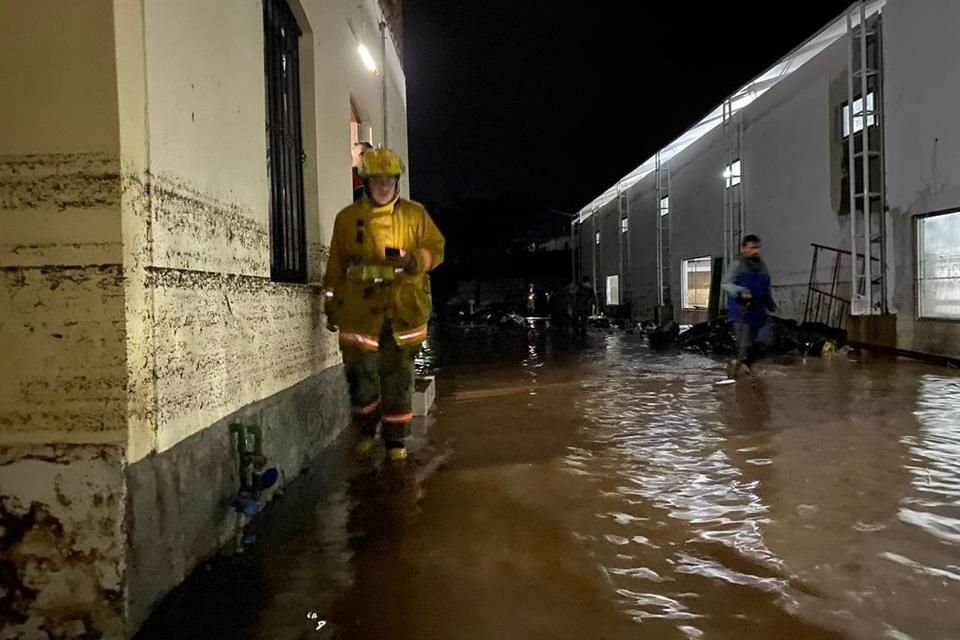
[0,153,122,267]
[0,0,130,634]
[0,152,127,639]
[1,154,127,445]
[117,166,342,629]
[0,445,127,640]
[142,261,341,455]
[0,0,400,634]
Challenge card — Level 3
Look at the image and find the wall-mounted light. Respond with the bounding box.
[347,14,379,76]
[357,43,379,75]
[347,6,390,147]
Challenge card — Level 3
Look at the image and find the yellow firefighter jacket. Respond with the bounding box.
[322,196,445,351]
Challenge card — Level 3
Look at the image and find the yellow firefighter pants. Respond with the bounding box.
[342,321,416,445]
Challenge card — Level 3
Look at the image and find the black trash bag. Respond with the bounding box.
[589,316,611,329]
[640,320,658,335]
[767,317,847,356]
[649,321,680,351]
[768,317,801,354]
[676,321,710,347]
[677,318,736,355]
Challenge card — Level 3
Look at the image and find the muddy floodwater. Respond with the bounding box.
[138,328,960,640]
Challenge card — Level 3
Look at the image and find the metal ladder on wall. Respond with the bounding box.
[722,98,745,268]
[655,151,671,307]
[846,2,887,315]
[618,183,630,308]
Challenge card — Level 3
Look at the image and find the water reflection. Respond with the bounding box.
[565,341,960,638]
[139,331,960,640]
[901,374,960,543]
[413,336,436,376]
[567,345,795,637]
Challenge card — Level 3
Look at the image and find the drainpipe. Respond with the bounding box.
[380,19,388,148]
[228,423,279,552]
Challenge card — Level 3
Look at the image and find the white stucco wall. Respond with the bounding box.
[1,0,409,634]
[114,0,409,462]
[0,3,129,636]
[0,0,125,445]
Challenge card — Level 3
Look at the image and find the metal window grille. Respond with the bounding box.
[264,0,307,282]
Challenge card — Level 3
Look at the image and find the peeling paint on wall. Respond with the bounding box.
[0,444,127,640]
[1,0,396,634]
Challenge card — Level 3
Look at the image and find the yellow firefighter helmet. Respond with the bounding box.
[359,148,405,178]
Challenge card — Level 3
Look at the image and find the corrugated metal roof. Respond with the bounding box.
[576,0,885,223]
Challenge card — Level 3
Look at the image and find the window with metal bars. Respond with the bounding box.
[264,0,307,282]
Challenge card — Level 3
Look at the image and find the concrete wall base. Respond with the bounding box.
[126,363,349,632]
[848,314,898,350]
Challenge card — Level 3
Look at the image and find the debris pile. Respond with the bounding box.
[662,317,846,357]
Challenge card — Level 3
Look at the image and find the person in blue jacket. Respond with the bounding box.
[721,234,777,377]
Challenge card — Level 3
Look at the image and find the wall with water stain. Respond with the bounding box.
[115,0,397,629]
[0,0,124,445]
[0,446,127,639]
[0,2,129,635]
[883,0,960,359]
[0,155,126,446]
[112,0,375,460]
[2,0,408,635]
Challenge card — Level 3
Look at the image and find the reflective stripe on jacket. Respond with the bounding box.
[322,196,445,349]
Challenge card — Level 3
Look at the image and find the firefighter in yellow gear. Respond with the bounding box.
[322,148,445,461]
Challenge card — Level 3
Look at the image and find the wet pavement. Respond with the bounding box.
[138,328,960,640]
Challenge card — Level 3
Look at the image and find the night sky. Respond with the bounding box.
[404,2,853,215]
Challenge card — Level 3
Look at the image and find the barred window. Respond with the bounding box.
[264,0,307,282]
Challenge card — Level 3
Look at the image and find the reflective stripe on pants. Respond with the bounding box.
[342,321,415,442]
